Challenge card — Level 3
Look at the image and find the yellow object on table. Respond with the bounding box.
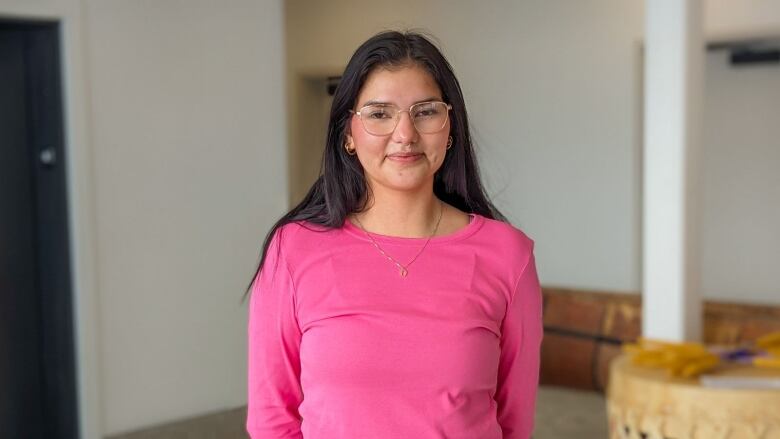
[607,353,780,439]
[757,332,780,350]
[623,338,720,378]
[755,332,780,369]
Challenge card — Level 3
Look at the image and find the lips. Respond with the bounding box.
[388,153,422,158]
[387,153,423,163]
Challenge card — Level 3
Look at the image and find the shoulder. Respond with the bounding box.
[268,219,341,261]
[467,215,537,301]
[476,215,536,269]
[480,216,534,251]
[259,220,338,280]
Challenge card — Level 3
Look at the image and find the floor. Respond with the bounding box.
[534,386,608,438]
[107,386,608,439]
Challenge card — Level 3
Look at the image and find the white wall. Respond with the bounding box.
[286,0,780,304]
[1,0,287,436]
[701,47,780,305]
[84,0,286,434]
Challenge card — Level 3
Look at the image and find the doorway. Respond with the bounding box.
[0,19,78,438]
[289,74,337,206]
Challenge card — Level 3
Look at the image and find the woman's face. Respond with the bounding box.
[347,64,450,195]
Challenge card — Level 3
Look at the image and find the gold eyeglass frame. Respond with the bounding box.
[349,101,453,136]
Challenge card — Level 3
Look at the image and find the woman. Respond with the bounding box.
[246,30,543,439]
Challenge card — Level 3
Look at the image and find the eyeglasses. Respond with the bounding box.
[349,101,452,136]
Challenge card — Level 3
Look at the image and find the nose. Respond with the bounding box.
[392,111,419,144]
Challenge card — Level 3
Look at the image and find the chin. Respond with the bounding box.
[384,178,431,192]
[367,171,434,192]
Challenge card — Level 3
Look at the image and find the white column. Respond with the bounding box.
[643,0,704,342]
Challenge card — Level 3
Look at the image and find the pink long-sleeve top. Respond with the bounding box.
[247,213,543,438]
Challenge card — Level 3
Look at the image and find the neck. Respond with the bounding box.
[351,185,443,238]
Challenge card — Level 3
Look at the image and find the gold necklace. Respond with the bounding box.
[351,200,444,277]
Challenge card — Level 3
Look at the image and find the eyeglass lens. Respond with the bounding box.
[358,102,449,135]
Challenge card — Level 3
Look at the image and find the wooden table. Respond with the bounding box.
[607,354,780,439]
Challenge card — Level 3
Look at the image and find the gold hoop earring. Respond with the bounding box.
[446,136,453,150]
[344,142,356,156]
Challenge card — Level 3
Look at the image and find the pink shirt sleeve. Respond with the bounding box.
[246,230,304,439]
[495,244,544,439]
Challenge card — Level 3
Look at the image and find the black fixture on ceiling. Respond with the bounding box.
[730,48,780,65]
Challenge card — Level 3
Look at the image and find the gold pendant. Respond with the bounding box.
[399,267,408,277]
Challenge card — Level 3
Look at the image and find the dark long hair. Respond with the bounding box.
[244,30,506,299]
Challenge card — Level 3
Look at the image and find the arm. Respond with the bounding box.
[246,230,304,439]
[495,245,544,439]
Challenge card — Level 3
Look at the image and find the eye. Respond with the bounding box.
[364,106,393,120]
[413,103,440,118]
[414,109,437,118]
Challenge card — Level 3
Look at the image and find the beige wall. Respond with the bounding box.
[286,0,780,304]
[701,47,780,305]
[1,0,286,436]
[706,0,780,40]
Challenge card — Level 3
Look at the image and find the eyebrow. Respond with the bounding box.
[359,96,442,108]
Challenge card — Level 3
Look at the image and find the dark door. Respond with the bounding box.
[0,20,78,438]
